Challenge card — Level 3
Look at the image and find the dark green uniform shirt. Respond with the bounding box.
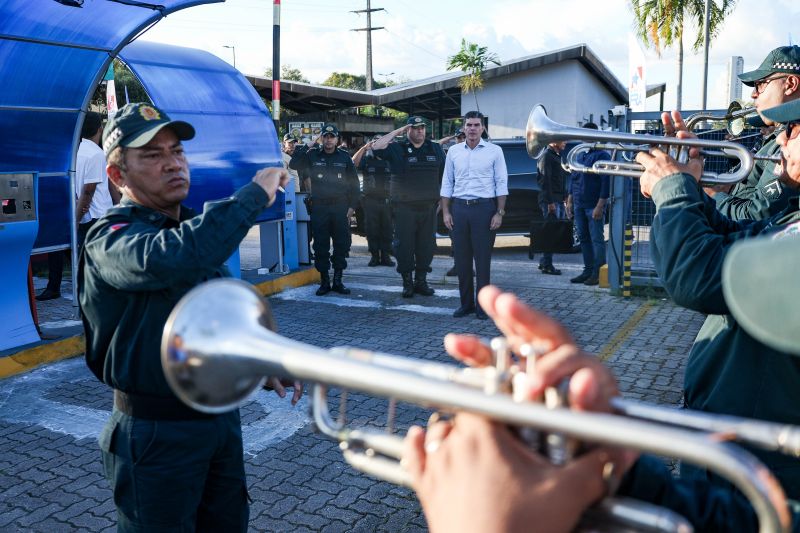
[650,173,800,495]
[79,182,269,398]
[714,132,797,220]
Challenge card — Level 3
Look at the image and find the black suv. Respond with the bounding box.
[436,138,543,236]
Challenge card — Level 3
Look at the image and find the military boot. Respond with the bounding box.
[316,271,331,296]
[414,271,435,296]
[332,269,350,294]
[368,252,380,267]
[401,272,414,298]
[379,251,395,267]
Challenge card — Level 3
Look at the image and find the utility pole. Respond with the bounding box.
[351,1,384,91]
[701,0,711,110]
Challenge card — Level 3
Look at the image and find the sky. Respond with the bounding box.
[141,0,799,111]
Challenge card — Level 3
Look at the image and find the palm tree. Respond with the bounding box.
[446,39,501,112]
[630,0,736,110]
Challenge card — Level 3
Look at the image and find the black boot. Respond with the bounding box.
[316,271,331,296]
[332,269,350,294]
[401,272,414,298]
[368,252,380,267]
[380,251,395,267]
[414,271,435,296]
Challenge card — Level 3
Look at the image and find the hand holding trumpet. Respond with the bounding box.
[402,286,637,533]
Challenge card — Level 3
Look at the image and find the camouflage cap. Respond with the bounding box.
[739,45,800,86]
[283,133,299,142]
[722,232,800,355]
[102,103,194,156]
[406,116,426,128]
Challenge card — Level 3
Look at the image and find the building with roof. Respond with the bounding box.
[247,44,663,139]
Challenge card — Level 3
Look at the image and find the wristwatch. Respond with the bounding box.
[497,209,506,216]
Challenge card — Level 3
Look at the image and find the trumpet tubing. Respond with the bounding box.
[526,104,756,185]
[162,279,792,533]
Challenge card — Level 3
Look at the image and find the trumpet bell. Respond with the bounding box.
[526,104,552,158]
[161,278,274,413]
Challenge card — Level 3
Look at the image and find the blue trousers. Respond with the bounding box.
[451,199,496,310]
[100,409,248,532]
[574,206,605,276]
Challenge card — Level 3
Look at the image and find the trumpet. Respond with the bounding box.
[526,104,756,185]
[686,100,757,137]
[162,279,794,533]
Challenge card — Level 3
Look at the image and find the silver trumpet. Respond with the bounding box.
[162,279,794,533]
[685,99,756,137]
[526,104,756,185]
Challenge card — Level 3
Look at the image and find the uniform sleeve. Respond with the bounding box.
[650,173,768,314]
[346,158,360,209]
[618,456,767,532]
[85,182,269,291]
[493,145,509,197]
[538,153,554,204]
[289,145,311,172]
[435,143,447,187]
[440,149,456,198]
[714,139,783,221]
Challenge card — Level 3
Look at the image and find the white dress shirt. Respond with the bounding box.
[440,138,508,199]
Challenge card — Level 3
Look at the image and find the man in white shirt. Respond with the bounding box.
[440,111,508,319]
[37,111,117,301]
[76,111,117,244]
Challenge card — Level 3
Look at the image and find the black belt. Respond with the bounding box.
[114,390,216,421]
[453,197,495,205]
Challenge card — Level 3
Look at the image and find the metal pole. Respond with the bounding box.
[366,0,373,91]
[272,0,281,133]
[701,0,711,109]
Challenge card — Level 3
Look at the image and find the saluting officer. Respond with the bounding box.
[290,123,360,295]
[372,116,446,298]
[352,135,394,267]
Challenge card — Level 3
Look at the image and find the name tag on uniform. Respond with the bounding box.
[426,156,437,162]
[407,157,418,163]
[333,162,346,168]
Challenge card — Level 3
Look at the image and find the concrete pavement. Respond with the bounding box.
[0,232,705,531]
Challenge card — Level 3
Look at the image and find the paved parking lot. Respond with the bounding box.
[0,234,705,531]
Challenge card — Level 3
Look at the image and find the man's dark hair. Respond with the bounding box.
[464,110,484,120]
[81,111,102,139]
[582,122,599,130]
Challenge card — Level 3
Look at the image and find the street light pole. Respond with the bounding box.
[223,45,236,69]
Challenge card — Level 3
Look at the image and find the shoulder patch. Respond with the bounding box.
[109,223,130,232]
[760,179,784,200]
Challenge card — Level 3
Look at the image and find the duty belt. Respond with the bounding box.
[313,198,348,206]
[114,390,215,420]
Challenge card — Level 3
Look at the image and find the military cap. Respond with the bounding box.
[455,128,465,137]
[739,45,800,86]
[406,116,427,128]
[746,114,767,129]
[283,133,299,142]
[761,98,800,124]
[722,233,800,355]
[320,123,339,136]
[102,102,194,156]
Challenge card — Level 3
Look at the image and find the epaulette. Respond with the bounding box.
[104,204,135,218]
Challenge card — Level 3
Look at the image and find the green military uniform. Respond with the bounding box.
[80,182,270,531]
[358,152,394,265]
[713,132,798,220]
[650,172,800,499]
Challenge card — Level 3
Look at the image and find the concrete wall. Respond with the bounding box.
[466,61,623,140]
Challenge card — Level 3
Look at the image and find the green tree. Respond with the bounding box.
[630,0,736,110]
[321,71,393,91]
[264,64,310,83]
[446,39,500,112]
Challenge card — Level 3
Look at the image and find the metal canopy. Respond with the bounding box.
[248,44,628,120]
[0,0,221,250]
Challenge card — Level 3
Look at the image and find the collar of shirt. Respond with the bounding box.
[460,138,487,151]
[119,197,196,224]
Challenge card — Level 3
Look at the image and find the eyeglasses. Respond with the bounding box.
[754,75,789,95]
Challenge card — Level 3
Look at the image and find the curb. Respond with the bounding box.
[0,269,320,380]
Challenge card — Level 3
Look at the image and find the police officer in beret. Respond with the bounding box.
[352,135,394,267]
[634,97,800,498]
[290,123,360,295]
[708,45,800,220]
[372,116,446,298]
[80,102,301,531]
